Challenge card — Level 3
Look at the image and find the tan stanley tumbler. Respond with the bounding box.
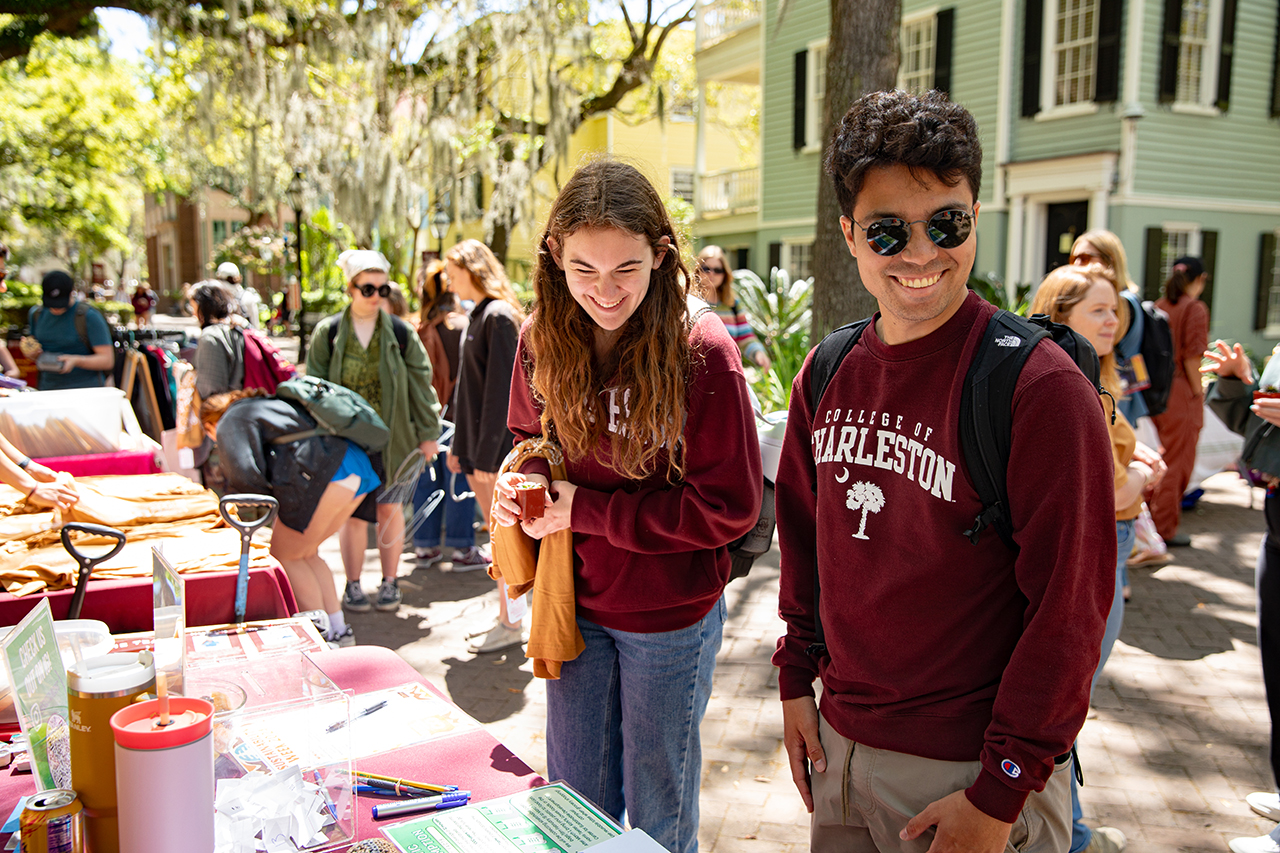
[67,650,154,853]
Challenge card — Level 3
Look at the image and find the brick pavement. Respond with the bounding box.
[318,470,1272,852]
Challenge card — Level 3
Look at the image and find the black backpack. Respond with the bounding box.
[686,296,776,581]
[1135,300,1175,416]
[804,310,1109,655]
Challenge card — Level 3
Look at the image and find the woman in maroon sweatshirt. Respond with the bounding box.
[493,160,761,853]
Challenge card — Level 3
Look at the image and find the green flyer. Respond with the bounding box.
[1,599,71,791]
[382,782,622,853]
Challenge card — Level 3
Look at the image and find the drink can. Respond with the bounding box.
[20,788,85,853]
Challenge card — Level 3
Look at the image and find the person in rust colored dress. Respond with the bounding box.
[1149,256,1210,547]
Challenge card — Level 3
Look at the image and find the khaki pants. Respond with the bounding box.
[811,715,1072,853]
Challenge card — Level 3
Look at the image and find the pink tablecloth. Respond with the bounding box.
[34,451,161,477]
[0,645,543,846]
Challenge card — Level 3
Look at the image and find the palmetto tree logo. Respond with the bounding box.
[845,482,884,540]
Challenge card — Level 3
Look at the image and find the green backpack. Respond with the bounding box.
[271,376,389,453]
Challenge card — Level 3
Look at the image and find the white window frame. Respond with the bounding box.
[898,9,939,94]
[1159,222,1202,283]
[783,239,815,283]
[1173,0,1224,115]
[1037,0,1102,120]
[670,167,695,205]
[803,39,828,153]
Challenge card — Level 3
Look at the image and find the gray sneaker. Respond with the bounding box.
[327,624,356,649]
[342,580,372,613]
[374,578,401,612]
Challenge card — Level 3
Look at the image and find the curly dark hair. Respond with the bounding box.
[190,280,237,328]
[824,89,983,217]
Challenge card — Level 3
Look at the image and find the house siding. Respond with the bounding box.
[1131,0,1280,202]
[761,0,828,225]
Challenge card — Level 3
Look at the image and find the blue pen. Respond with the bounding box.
[372,790,471,819]
[355,784,418,798]
[356,777,458,797]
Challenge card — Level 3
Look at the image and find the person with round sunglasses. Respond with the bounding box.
[307,249,442,616]
[774,90,1115,853]
[694,245,771,371]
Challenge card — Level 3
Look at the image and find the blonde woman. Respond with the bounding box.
[443,239,526,651]
[1030,264,1166,853]
[695,245,770,371]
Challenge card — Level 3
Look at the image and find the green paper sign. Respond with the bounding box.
[1,599,71,790]
[382,782,622,853]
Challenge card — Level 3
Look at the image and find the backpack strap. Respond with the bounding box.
[803,316,873,660]
[957,310,1049,552]
[72,302,91,352]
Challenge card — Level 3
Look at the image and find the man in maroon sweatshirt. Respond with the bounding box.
[773,90,1116,853]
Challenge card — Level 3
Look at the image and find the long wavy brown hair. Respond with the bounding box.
[528,160,693,481]
[444,239,526,322]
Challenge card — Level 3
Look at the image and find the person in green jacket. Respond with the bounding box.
[307,249,442,614]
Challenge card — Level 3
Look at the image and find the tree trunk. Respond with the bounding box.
[811,0,902,341]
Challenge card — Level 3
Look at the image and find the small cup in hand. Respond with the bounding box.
[515,481,547,520]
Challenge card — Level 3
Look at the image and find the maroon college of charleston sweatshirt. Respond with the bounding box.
[507,310,763,634]
[773,291,1117,823]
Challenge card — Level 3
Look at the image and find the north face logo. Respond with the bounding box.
[994,335,1022,347]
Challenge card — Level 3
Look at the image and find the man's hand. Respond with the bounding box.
[900,790,1012,853]
[782,696,826,813]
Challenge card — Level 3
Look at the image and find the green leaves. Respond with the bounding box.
[734,266,814,413]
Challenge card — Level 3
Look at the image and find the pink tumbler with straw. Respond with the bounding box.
[110,696,215,853]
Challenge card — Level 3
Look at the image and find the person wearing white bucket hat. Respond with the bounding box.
[307,249,442,615]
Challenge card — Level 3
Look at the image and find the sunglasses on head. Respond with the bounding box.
[699,264,725,275]
[850,209,974,257]
[355,283,392,298]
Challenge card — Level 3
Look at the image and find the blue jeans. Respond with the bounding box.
[409,454,476,551]
[546,598,726,853]
[1070,519,1136,852]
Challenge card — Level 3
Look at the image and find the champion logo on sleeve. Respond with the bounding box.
[1000,759,1022,779]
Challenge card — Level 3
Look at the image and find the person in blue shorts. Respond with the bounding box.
[199,387,379,648]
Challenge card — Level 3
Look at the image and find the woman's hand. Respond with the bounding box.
[520,480,575,539]
[27,479,78,510]
[418,440,438,460]
[446,452,462,474]
[1254,398,1280,429]
[753,350,772,371]
[1202,340,1253,383]
[493,472,548,528]
[1132,441,1166,493]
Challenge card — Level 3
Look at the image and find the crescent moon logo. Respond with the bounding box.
[834,467,849,483]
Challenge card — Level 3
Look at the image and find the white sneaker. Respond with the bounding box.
[415,547,444,567]
[1082,826,1126,853]
[1249,792,1280,822]
[1231,827,1280,853]
[466,622,525,654]
[444,545,492,573]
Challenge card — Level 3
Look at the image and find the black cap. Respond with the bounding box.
[42,270,73,308]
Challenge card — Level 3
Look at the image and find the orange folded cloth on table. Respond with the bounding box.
[488,436,582,679]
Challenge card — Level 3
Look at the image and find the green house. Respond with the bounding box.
[693,0,1280,352]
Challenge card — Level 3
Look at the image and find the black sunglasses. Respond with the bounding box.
[850,209,973,257]
[355,283,392,298]
[699,264,725,275]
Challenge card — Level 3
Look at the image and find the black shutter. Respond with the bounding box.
[934,9,955,97]
[769,242,782,275]
[1095,0,1124,103]
[794,51,808,150]
[474,174,485,215]
[1158,0,1182,104]
[1021,0,1043,117]
[1201,229,1218,313]
[734,247,750,271]
[1216,0,1238,110]
[1257,233,1277,331]
[1271,4,1280,117]
[1144,227,1165,301]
